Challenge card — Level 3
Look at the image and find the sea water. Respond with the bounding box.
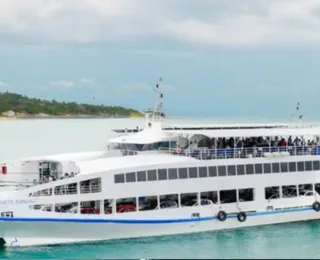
[1,117,320,259]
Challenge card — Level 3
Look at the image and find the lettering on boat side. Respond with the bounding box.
[0,199,37,205]
[191,213,200,218]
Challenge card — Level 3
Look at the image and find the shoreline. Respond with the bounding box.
[0,115,144,120]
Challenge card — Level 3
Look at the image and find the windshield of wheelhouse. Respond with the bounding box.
[109,141,177,152]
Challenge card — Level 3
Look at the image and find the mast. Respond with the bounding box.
[291,102,303,125]
[152,77,164,122]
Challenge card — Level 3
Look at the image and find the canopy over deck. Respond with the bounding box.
[165,127,320,139]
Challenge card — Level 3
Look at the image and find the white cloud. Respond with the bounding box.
[0,81,9,86]
[50,80,75,88]
[121,83,150,92]
[1,0,320,46]
[79,78,95,85]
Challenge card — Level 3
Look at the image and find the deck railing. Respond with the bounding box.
[119,145,320,160]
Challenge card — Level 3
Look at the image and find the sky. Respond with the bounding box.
[1,0,320,118]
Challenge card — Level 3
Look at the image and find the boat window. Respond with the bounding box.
[81,200,101,215]
[200,191,218,204]
[139,196,158,211]
[125,172,136,183]
[116,197,137,214]
[54,183,77,195]
[33,188,52,197]
[30,204,53,212]
[263,163,271,174]
[0,211,13,218]
[280,162,288,173]
[55,202,78,214]
[265,186,280,200]
[289,162,297,172]
[159,194,178,209]
[282,185,297,198]
[313,161,320,171]
[218,165,227,177]
[168,168,178,180]
[208,166,217,177]
[298,184,313,196]
[178,168,188,179]
[227,165,236,176]
[181,193,198,207]
[189,167,198,178]
[114,174,125,183]
[220,189,237,204]
[238,188,254,202]
[104,199,113,214]
[272,163,280,173]
[158,169,168,180]
[315,183,320,195]
[147,170,157,181]
[137,171,147,182]
[297,161,305,172]
[254,163,263,174]
[236,165,245,175]
[199,167,208,178]
[80,178,101,194]
[305,161,313,171]
[245,164,254,175]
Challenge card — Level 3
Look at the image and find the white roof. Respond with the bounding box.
[109,128,174,144]
[76,154,196,175]
[165,127,320,138]
[2,151,106,164]
[165,123,320,129]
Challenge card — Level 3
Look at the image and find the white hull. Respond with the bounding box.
[2,206,319,248]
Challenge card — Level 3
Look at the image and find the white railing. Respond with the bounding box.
[117,145,320,160]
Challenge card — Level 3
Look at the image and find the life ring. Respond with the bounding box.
[216,210,227,221]
[237,212,247,222]
[176,146,182,153]
[313,201,320,212]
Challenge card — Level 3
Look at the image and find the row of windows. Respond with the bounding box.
[31,178,102,197]
[114,160,320,183]
[265,183,320,200]
[31,188,254,215]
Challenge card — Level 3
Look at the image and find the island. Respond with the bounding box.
[0,92,143,119]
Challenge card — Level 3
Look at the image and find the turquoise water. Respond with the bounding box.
[1,221,320,259]
[2,118,320,259]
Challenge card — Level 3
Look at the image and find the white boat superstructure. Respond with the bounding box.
[1,79,320,248]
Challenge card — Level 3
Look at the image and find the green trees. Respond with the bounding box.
[0,92,142,117]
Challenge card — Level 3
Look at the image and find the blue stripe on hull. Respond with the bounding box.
[0,206,314,224]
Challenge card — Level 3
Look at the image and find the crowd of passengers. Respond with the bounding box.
[42,170,79,183]
[198,136,320,149]
[179,136,320,152]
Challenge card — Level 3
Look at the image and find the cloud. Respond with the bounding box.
[1,0,320,46]
[0,81,9,87]
[79,78,95,85]
[121,82,176,96]
[50,80,75,88]
[121,83,150,92]
[125,49,196,58]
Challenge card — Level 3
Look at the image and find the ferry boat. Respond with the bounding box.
[1,80,320,248]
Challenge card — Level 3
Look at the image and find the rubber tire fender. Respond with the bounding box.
[313,201,320,212]
[237,212,247,222]
[217,210,227,221]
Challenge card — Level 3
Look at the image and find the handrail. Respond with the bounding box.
[116,145,320,160]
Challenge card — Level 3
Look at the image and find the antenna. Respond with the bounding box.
[291,102,303,123]
[152,77,164,122]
